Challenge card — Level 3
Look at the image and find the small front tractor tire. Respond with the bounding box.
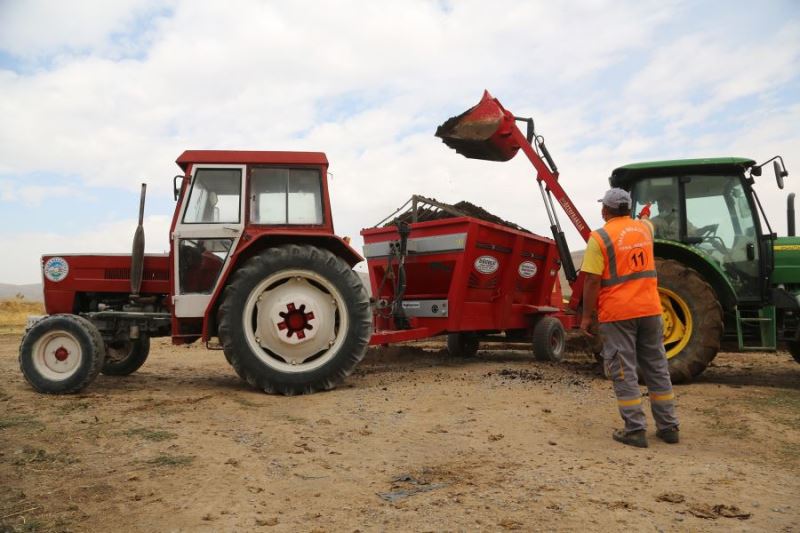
[446,332,479,357]
[101,336,151,376]
[532,316,566,362]
[19,314,106,394]
[217,244,371,395]
[657,258,723,383]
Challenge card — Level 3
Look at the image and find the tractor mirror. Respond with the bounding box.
[173,175,185,201]
[774,161,785,190]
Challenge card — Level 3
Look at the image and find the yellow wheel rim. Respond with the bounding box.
[659,287,692,360]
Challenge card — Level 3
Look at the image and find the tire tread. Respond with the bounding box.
[217,245,371,395]
[657,258,723,383]
[19,314,106,394]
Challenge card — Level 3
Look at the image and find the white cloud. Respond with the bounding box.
[624,24,800,128]
[0,0,170,58]
[0,180,89,206]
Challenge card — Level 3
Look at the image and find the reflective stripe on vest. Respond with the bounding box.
[595,227,657,287]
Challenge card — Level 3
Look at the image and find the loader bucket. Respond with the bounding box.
[435,90,521,162]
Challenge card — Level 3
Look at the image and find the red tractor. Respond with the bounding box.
[21,151,372,395]
[20,92,594,396]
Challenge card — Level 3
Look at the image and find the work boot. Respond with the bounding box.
[656,427,680,444]
[612,429,648,448]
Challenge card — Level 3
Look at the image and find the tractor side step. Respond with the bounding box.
[735,306,777,351]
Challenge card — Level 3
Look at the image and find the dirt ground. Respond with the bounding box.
[1,333,798,532]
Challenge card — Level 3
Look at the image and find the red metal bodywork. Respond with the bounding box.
[362,217,565,344]
[41,254,171,314]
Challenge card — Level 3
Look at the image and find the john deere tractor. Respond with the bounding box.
[432,91,798,383]
[610,156,798,382]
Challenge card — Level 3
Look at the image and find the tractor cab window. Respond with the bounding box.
[250,168,323,225]
[632,177,684,240]
[183,168,242,224]
[178,238,233,294]
[631,175,760,300]
[684,175,760,299]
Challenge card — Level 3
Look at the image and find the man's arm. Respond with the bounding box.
[580,273,601,335]
[579,234,604,335]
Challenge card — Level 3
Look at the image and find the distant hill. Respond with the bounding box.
[0,283,43,302]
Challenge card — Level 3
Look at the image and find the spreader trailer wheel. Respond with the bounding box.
[446,332,479,357]
[102,335,151,376]
[532,316,566,362]
[19,314,106,394]
[218,244,371,395]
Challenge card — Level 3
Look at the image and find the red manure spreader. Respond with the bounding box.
[21,92,589,395]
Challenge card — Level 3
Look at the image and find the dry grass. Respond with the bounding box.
[146,454,194,467]
[0,298,44,334]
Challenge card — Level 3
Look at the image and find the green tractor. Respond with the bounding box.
[610,156,797,382]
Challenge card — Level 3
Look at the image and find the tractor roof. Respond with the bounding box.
[610,157,756,187]
[175,150,328,171]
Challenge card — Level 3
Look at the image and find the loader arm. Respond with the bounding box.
[436,90,591,308]
[509,123,591,311]
[508,126,591,242]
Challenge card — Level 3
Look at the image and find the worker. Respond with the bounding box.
[649,193,697,239]
[580,188,679,448]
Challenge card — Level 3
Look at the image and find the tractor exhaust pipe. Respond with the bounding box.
[130,183,146,297]
[789,193,796,237]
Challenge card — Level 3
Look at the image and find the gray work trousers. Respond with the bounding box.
[599,315,679,433]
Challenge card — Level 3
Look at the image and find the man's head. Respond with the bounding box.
[655,193,675,215]
[598,188,631,219]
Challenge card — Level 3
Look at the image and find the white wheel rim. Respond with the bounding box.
[243,269,349,373]
[31,330,83,381]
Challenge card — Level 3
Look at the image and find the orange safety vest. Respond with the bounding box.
[590,216,661,323]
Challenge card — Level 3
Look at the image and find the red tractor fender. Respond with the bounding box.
[201,232,363,340]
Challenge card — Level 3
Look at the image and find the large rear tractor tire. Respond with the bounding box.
[217,245,372,395]
[532,316,566,362]
[657,258,723,383]
[101,336,150,376]
[446,332,479,357]
[19,314,106,394]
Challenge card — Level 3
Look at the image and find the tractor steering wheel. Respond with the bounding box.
[697,223,719,238]
[696,224,728,255]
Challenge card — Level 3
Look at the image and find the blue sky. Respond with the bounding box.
[1,0,799,284]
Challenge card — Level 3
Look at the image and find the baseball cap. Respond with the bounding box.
[598,188,631,209]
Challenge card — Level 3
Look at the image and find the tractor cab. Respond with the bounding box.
[612,158,767,302]
[170,151,345,325]
[611,157,794,355]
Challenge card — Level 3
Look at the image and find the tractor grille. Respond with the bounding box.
[104,268,169,281]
